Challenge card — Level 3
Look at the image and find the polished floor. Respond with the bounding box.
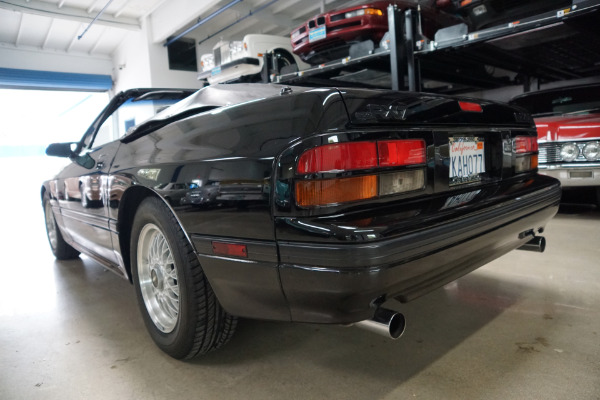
[1,157,599,400]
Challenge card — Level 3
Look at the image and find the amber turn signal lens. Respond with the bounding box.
[296,175,377,207]
[531,154,538,169]
[364,8,383,16]
[515,155,538,173]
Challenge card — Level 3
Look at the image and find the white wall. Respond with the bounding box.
[149,0,217,43]
[0,44,112,75]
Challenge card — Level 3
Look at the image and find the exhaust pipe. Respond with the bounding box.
[354,307,406,339]
[518,236,546,253]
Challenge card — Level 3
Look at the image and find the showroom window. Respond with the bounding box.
[0,89,108,157]
[167,38,198,72]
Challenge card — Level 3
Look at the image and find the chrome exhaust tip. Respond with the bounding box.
[518,236,546,253]
[355,307,406,339]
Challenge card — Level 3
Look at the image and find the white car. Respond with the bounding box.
[198,34,308,84]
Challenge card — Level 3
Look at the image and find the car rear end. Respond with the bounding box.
[273,89,561,323]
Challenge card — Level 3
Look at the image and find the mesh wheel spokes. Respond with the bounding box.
[138,223,180,333]
[45,201,58,249]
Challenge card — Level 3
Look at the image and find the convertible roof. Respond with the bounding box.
[156,83,315,120]
[123,83,320,141]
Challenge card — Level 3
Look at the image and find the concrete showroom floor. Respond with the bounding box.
[1,156,599,400]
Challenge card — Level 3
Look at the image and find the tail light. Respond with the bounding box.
[514,136,538,173]
[459,101,483,113]
[295,140,426,207]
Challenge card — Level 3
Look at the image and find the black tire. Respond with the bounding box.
[273,51,295,74]
[130,196,237,359]
[43,193,80,260]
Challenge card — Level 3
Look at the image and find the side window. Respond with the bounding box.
[88,96,188,149]
[93,113,118,148]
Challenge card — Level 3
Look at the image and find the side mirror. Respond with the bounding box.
[46,142,77,158]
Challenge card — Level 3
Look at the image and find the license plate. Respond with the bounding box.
[449,137,485,186]
[309,26,326,43]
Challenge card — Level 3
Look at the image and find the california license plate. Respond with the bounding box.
[449,137,485,186]
[309,26,326,43]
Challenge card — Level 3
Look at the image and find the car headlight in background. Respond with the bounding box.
[344,8,383,19]
[229,41,244,61]
[560,143,580,162]
[583,142,600,161]
[200,54,215,72]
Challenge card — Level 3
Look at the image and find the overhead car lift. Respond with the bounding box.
[268,0,600,94]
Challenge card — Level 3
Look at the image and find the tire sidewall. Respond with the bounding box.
[130,197,197,358]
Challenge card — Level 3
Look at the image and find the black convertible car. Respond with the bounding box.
[43,84,560,359]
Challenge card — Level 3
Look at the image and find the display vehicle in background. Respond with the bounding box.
[510,83,600,204]
[198,34,308,84]
[290,0,460,65]
[445,0,572,30]
[43,83,560,360]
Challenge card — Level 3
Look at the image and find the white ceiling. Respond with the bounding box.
[0,0,357,60]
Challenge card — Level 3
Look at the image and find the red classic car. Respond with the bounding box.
[290,0,459,65]
[510,84,600,204]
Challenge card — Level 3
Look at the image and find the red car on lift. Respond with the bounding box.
[290,0,458,65]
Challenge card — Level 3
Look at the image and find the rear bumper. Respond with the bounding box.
[197,57,261,84]
[194,175,560,325]
[276,176,561,323]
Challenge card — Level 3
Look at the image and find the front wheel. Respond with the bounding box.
[131,197,237,359]
[43,193,80,260]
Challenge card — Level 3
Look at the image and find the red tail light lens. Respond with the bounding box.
[459,101,483,113]
[297,140,426,174]
[378,140,426,166]
[297,142,377,174]
[514,136,538,153]
[295,139,427,207]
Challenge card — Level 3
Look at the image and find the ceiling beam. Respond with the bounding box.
[0,0,140,30]
[42,18,54,49]
[15,12,24,46]
[66,24,83,52]
[87,0,104,14]
[113,0,130,18]
[89,26,107,54]
[229,1,294,29]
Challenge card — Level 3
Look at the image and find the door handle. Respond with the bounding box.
[96,161,105,170]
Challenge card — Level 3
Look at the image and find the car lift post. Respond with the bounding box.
[388,6,421,91]
[261,53,273,83]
